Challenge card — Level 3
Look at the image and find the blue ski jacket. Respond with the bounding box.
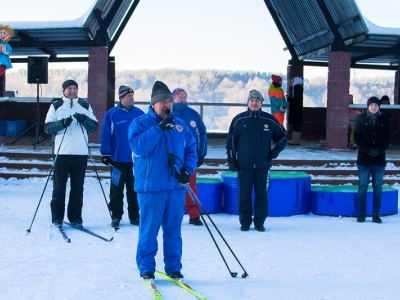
[128,105,197,192]
[172,103,207,160]
[100,103,144,163]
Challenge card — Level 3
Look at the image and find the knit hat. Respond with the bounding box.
[119,85,134,98]
[271,75,282,84]
[367,96,380,108]
[150,81,173,104]
[62,80,78,92]
[380,95,390,104]
[172,88,187,98]
[247,89,264,102]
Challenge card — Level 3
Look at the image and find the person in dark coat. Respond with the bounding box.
[354,96,391,224]
[100,85,144,228]
[226,89,288,232]
[379,95,394,123]
[287,77,303,145]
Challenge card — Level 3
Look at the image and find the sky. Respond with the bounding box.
[1,144,400,299]
[3,0,400,79]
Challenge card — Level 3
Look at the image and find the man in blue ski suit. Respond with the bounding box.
[100,85,144,228]
[172,87,208,226]
[128,81,197,280]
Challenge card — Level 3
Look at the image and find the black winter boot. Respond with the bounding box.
[372,214,382,224]
[357,214,366,223]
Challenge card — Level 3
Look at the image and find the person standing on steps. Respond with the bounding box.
[287,77,303,145]
[226,89,288,232]
[129,81,197,280]
[172,87,208,226]
[268,74,287,126]
[100,85,144,228]
[354,96,391,224]
[44,79,98,227]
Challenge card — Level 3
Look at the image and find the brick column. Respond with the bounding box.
[326,52,350,149]
[88,47,108,144]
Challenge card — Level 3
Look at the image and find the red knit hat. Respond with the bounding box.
[172,88,187,98]
[271,74,282,84]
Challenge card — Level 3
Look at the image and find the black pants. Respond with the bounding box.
[51,155,87,223]
[237,168,270,227]
[109,161,139,220]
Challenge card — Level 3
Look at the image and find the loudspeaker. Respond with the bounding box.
[27,57,48,84]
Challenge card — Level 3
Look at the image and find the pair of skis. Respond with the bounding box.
[142,270,207,300]
[56,221,113,243]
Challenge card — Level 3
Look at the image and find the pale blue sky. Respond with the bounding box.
[4,0,399,78]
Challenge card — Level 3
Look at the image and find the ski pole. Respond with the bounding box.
[26,127,68,233]
[78,123,115,229]
[167,150,248,278]
[186,184,249,278]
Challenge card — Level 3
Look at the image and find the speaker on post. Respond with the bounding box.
[27,57,48,84]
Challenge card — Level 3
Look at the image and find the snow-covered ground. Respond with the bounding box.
[1,142,400,299]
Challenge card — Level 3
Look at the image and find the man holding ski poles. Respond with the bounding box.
[44,79,98,227]
[128,80,197,280]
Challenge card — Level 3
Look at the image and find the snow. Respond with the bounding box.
[1,143,400,299]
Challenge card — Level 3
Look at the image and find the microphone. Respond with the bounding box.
[165,109,171,118]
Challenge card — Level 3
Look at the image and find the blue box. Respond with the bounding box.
[0,120,6,136]
[5,120,27,137]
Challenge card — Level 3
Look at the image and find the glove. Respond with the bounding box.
[176,168,190,186]
[62,116,73,128]
[159,117,175,131]
[101,156,112,166]
[368,149,380,158]
[228,163,237,172]
[268,148,280,159]
[73,113,86,124]
[197,157,204,168]
[279,106,287,113]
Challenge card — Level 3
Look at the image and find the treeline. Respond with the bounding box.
[4,68,395,131]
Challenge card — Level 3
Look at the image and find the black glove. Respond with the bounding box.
[197,157,204,168]
[368,149,380,158]
[73,113,86,124]
[268,148,280,160]
[176,168,190,186]
[101,156,112,166]
[228,162,237,172]
[159,117,175,131]
[62,116,73,128]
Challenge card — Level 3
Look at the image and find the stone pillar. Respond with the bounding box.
[394,69,399,105]
[326,52,350,149]
[88,47,108,144]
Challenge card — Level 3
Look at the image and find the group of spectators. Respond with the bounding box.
[43,75,391,280]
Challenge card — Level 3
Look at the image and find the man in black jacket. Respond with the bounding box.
[226,89,288,232]
[354,96,391,224]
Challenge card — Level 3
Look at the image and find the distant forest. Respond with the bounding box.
[5,68,395,131]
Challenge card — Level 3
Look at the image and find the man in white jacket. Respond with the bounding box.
[44,79,98,226]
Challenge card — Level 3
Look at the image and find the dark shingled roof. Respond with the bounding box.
[263,0,400,70]
[9,0,140,61]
